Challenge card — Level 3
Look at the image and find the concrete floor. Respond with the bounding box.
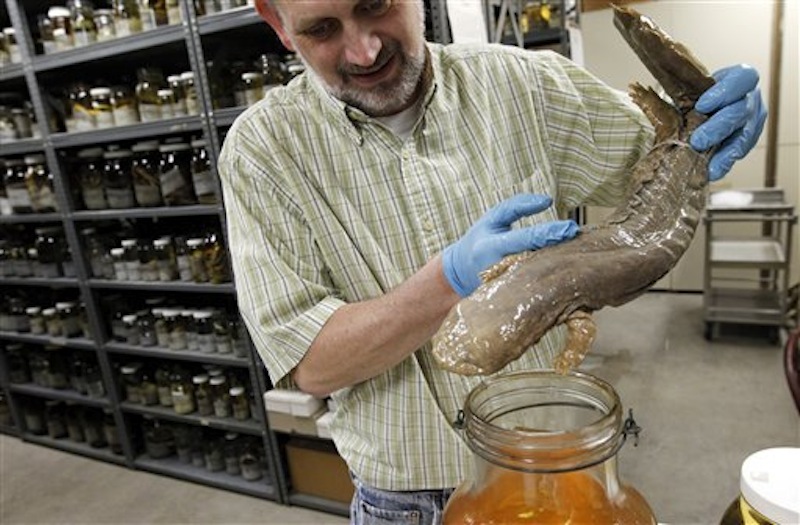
[1,292,798,524]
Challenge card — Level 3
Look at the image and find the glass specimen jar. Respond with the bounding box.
[181,71,200,115]
[90,87,115,128]
[167,75,188,116]
[112,85,140,127]
[239,438,264,481]
[186,237,208,282]
[93,8,116,41]
[77,147,107,209]
[130,141,163,207]
[170,367,196,415]
[235,71,264,107]
[4,158,33,213]
[442,371,657,525]
[112,0,142,37]
[135,67,163,122]
[103,149,135,209]
[48,6,74,51]
[190,139,216,204]
[153,237,177,281]
[56,301,81,337]
[143,416,174,459]
[121,238,140,280]
[193,374,213,416]
[158,143,196,206]
[210,375,231,418]
[203,232,229,284]
[69,0,97,47]
[24,154,58,213]
[230,386,250,421]
[34,227,64,278]
[120,362,143,403]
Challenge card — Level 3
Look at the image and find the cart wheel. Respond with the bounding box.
[704,322,714,341]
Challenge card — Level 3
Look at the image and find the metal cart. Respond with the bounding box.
[703,188,797,341]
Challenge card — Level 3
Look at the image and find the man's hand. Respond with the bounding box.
[442,194,579,297]
[690,65,768,181]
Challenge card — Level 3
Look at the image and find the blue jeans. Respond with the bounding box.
[349,474,455,525]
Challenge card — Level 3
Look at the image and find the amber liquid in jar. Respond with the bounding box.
[443,371,656,525]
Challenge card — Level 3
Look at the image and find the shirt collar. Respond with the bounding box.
[307,42,446,146]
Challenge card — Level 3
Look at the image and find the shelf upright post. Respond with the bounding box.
[0,346,23,437]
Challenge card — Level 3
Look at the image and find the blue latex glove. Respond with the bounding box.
[442,194,579,297]
[690,65,768,181]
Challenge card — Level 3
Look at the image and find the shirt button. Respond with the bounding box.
[402,150,410,161]
[422,219,434,232]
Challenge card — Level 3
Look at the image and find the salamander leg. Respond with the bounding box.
[553,311,597,374]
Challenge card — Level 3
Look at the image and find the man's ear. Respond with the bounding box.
[255,0,295,51]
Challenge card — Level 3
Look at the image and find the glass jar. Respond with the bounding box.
[77,147,107,209]
[37,15,56,55]
[230,386,250,421]
[181,71,200,115]
[130,140,163,207]
[112,85,140,127]
[65,403,85,442]
[181,310,197,351]
[153,308,170,347]
[68,82,95,132]
[204,232,230,284]
[83,227,113,278]
[137,309,157,346]
[173,425,193,463]
[56,301,81,337]
[193,311,215,353]
[121,362,143,403]
[90,87,115,128]
[166,0,182,25]
[84,361,106,397]
[27,306,46,335]
[43,345,70,389]
[25,154,58,213]
[167,75,188,117]
[141,369,159,406]
[103,149,135,208]
[69,355,88,394]
[193,374,213,416]
[224,432,241,475]
[136,67,164,123]
[3,28,21,63]
[110,247,127,280]
[164,309,187,351]
[122,313,139,345]
[235,71,264,107]
[43,307,61,336]
[83,408,108,448]
[155,365,173,406]
[69,0,97,47]
[7,297,28,331]
[186,238,208,283]
[23,398,46,435]
[11,107,33,138]
[113,0,142,37]
[158,143,196,206]
[231,317,250,358]
[204,434,225,472]
[153,237,177,281]
[213,312,232,354]
[144,416,174,458]
[0,105,15,142]
[121,238,141,281]
[239,438,264,481]
[34,227,64,278]
[210,375,231,418]
[138,241,159,281]
[190,139,217,204]
[93,9,116,41]
[442,371,656,524]
[170,367,196,415]
[6,344,30,383]
[48,7,74,51]
[174,236,193,281]
[103,409,123,454]
[4,158,33,213]
[45,401,68,439]
[156,89,176,119]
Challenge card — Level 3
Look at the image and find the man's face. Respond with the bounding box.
[264,0,427,117]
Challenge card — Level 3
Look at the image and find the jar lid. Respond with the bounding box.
[120,365,139,374]
[157,89,174,97]
[94,8,113,15]
[121,239,138,247]
[55,302,76,310]
[42,307,57,315]
[740,447,800,523]
[207,367,223,377]
[104,149,133,159]
[241,72,263,81]
[3,158,24,166]
[80,226,97,235]
[131,141,160,153]
[153,238,170,247]
[27,247,38,256]
[209,376,226,385]
[52,28,67,36]
[180,71,194,80]
[229,386,245,396]
[3,27,15,35]
[110,247,125,255]
[186,238,204,247]
[167,75,182,83]
[193,311,213,320]
[122,314,137,323]
[77,147,104,159]
[192,374,209,384]
[89,87,112,97]
[47,6,71,18]
[158,143,191,152]
[190,139,207,148]
[161,309,179,318]
[24,154,46,165]
[25,306,42,314]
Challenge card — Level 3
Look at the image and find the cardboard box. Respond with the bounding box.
[286,438,354,504]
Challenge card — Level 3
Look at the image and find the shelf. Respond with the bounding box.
[32,25,187,72]
[0,62,25,82]
[88,279,235,293]
[121,402,263,436]
[0,276,79,288]
[0,212,62,224]
[197,7,263,34]
[49,116,205,148]
[288,493,350,517]
[0,424,20,437]
[135,455,277,500]
[72,204,222,221]
[0,331,96,350]
[9,383,110,408]
[709,240,786,267]
[704,288,788,326]
[106,342,249,368]
[213,106,247,127]
[23,433,127,465]
[0,137,46,156]
[501,26,565,48]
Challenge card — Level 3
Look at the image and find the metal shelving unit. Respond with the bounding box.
[1,0,452,516]
[703,188,797,341]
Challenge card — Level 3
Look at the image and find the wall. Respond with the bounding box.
[580,0,799,291]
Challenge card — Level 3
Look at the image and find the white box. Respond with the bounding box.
[316,411,334,439]
[289,392,325,417]
[263,389,295,414]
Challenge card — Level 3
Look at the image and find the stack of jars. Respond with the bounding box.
[73,138,215,209]
[119,362,253,421]
[0,227,76,278]
[6,343,105,398]
[19,398,120,452]
[0,100,36,142]
[1,27,21,64]
[0,297,89,339]
[2,155,58,215]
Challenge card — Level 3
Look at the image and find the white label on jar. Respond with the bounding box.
[95,112,115,128]
[73,106,96,131]
[160,167,186,198]
[113,261,128,280]
[125,261,141,281]
[30,186,57,212]
[141,10,155,30]
[192,170,215,197]
[106,187,135,208]
[73,30,96,47]
[186,96,200,115]
[167,6,182,24]
[171,101,188,117]
[113,107,140,127]
[7,187,32,208]
[115,21,132,37]
[82,187,107,209]
[244,90,262,106]
[138,103,160,123]
[134,185,161,207]
[9,44,21,63]
[97,27,115,41]
[177,256,192,281]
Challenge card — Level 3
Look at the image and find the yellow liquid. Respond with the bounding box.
[720,496,776,525]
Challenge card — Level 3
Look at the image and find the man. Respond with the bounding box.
[218,0,766,521]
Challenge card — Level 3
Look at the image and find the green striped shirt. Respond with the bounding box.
[218,42,653,491]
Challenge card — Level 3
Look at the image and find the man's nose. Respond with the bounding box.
[342,24,381,67]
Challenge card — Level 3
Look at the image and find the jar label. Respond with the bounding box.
[160,167,187,199]
[95,112,115,128]
[73,30,97,47]
[7,187,32,208]
[113,107,140,127]
[106,187,135,208]
[139,103,161,122]
[186,96,200,115]
[29,185,58,212]
[134,184,162,207]
[192,170,216,198]
[73,104,96,130]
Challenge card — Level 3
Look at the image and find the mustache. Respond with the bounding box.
[338,41,399,76]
